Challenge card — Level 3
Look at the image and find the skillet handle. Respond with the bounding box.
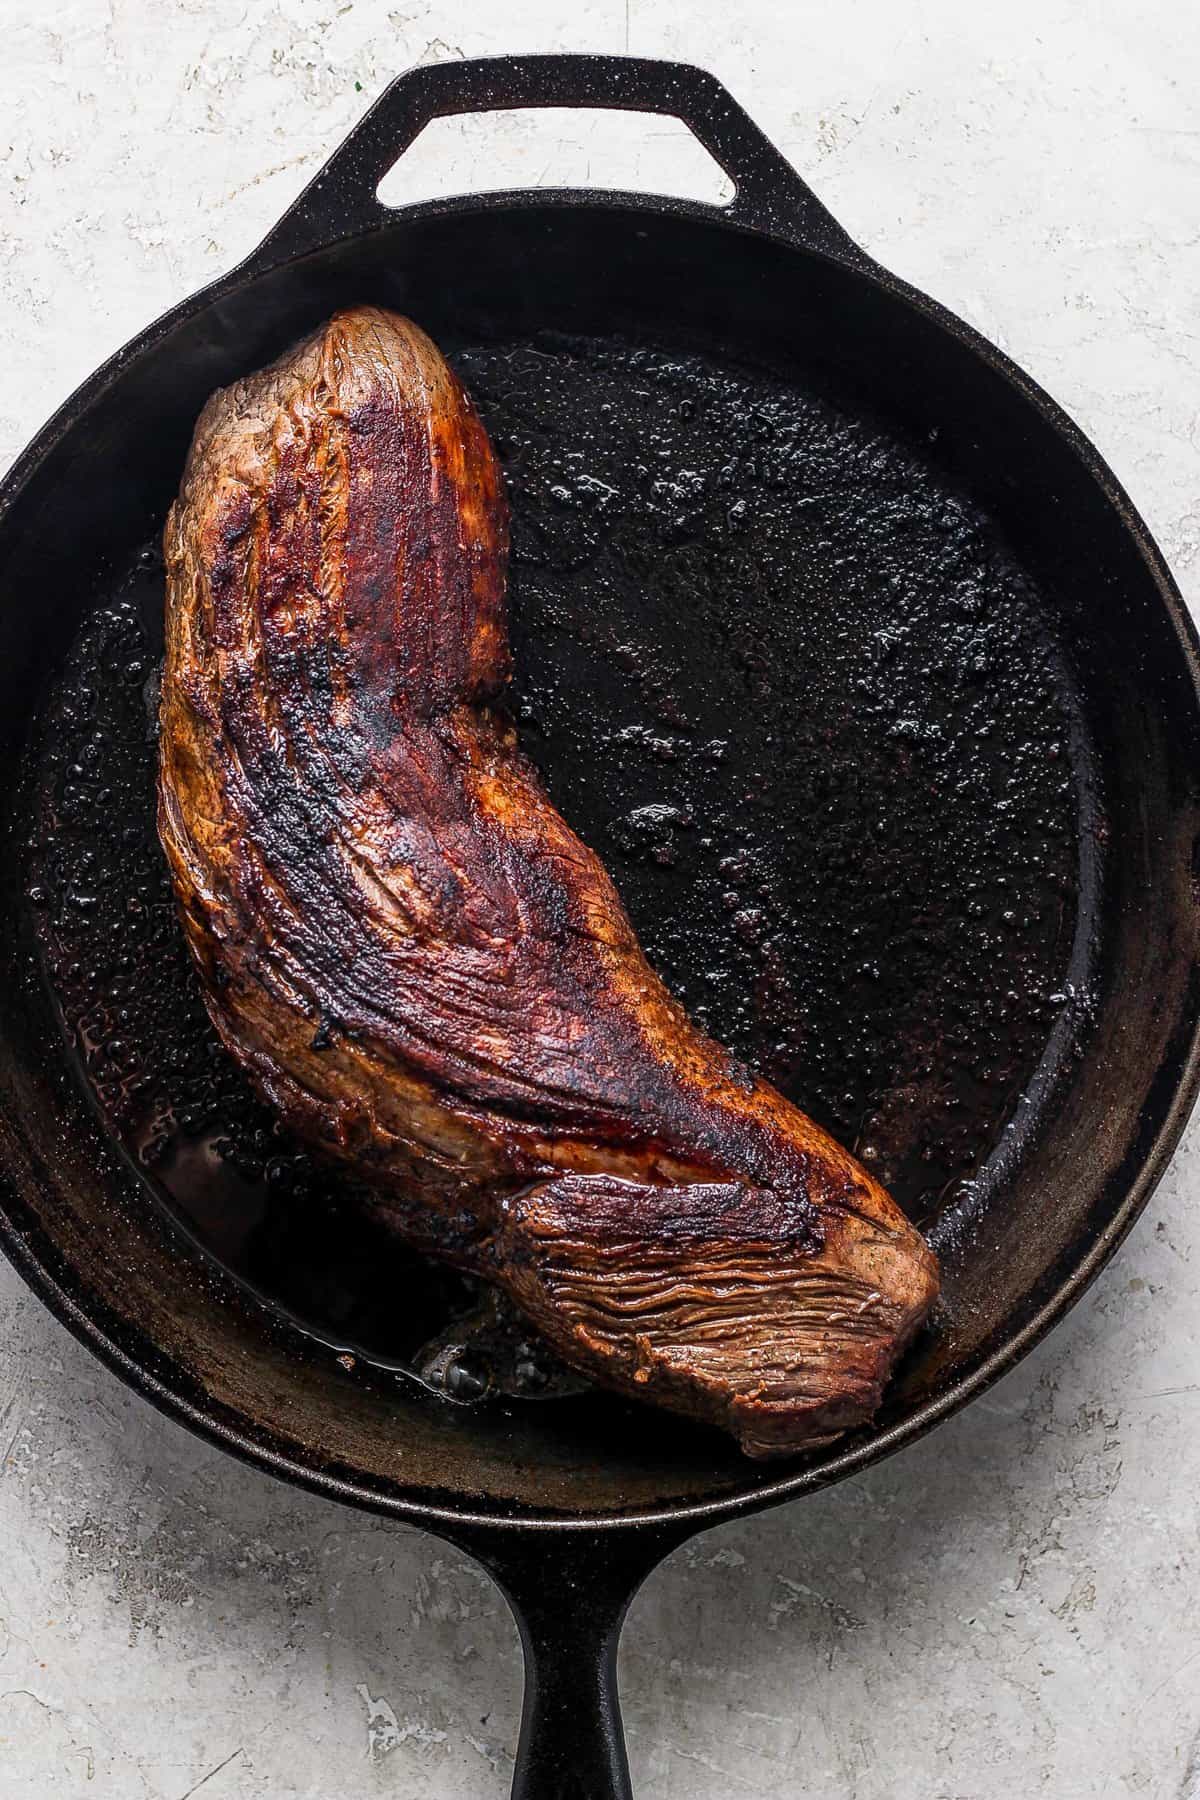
[450,1521,690,1800]
[242,53,865,272]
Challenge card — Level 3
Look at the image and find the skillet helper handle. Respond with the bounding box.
[243,53,865,273]
[457,1523,689,1800]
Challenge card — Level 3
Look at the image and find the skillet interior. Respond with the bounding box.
[1,204,1197,1521]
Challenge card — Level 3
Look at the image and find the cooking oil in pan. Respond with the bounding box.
[24,334,1089,1408]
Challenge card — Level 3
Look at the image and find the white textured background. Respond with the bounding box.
[3,2,1200,1795]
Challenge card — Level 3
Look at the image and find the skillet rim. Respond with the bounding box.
[2,190,1198,1534]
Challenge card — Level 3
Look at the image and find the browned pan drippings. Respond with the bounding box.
[27,323,1083,1438]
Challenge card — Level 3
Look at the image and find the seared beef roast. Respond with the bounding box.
[158,305,939,1456]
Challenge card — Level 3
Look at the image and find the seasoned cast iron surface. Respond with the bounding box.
[25,331,1085,1413]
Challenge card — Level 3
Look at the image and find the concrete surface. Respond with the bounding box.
[3,1,1200,1794]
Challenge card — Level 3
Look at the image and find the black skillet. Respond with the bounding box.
[1,53,1199,1799]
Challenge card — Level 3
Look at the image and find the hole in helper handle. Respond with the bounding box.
[448,1520,692,1800]
[241,53,866,272]
[376,106,738,211]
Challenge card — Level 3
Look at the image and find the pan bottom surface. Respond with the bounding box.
[21,329,1095,1426]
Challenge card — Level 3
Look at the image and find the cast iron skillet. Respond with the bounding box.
[2,54,1199,1799]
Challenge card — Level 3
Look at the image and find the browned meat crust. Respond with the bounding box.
[158,305,939,1457]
